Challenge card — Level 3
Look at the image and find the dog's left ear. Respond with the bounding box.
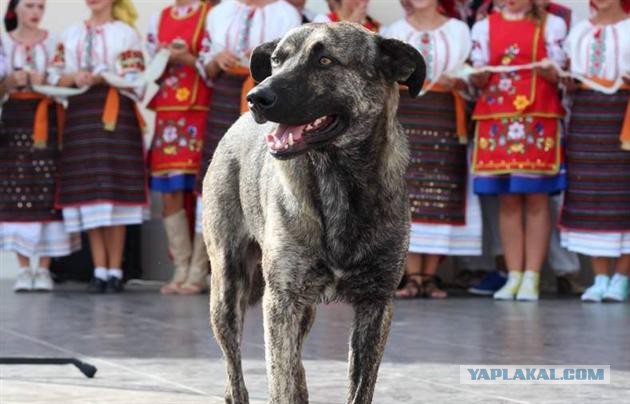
[377,38,426,98]
[250,39,281,83]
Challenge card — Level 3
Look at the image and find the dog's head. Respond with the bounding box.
[246,22,425,159]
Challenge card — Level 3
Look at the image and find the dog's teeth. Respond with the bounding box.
[288,133,294,146]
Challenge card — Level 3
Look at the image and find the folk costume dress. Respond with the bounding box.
[0,32,80,257]
[559,18,630,257]
[470,11,567,194]
[51,21,148,232]
[147,1,212,193]
[194,0,301,232]
[382,18,482,256]
[312,11,380,31]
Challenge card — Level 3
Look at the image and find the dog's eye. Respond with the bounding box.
[319,57,333,66]
[271,56,281,67]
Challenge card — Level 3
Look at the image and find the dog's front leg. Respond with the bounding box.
[262,291,312,404]
[347,301,393,404]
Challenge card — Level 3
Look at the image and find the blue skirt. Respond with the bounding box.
[149,173,196,193]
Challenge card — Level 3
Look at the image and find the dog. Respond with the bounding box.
[202,22,425,404]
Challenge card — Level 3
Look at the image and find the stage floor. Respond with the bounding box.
[1,281,629,403]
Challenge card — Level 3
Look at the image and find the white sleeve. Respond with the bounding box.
[455,22,472,67]
[146,13,160,59]
[470,19,489,67]
[0,36,7,80]
[313,14,332,23]
[204,8,225,63]
[545,14,568,66]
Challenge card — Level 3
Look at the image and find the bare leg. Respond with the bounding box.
[524,193,551,273]
[499,194,525,272]
[423,254,446,298]
[104,225,126,269]
[38,257,51,269]
[395,253,422,298]
[88,228,108,268]
[614,254,630,276]
[591,257,611,276]
[162,191,184,217]
[347,301,393,404]
[16,253,30,268]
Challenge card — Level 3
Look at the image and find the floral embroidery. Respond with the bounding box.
[154,118,202,156]
[118,50,145,74]
[589,28,606,77]
[483,71,520,105]
[483,117,548,154]
[513,95,530,111]
[176,87,191,102]
[501,44,520,65]
[416,32,433,81]
[52,43,65,67]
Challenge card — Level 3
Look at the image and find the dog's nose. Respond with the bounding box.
[247,87,277,110]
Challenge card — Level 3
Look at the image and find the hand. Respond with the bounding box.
[348,0,368,24]
[437,76,467,92]
[535,64,559,83]
[212,49,240,72]
[74,71,96,87]
[28,71,46,86]
[168,41,194,65]
[560,76,578,92]
[470,71,490,89]
[7,70,29,89]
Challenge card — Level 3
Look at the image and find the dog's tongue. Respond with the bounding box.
[266,123,305,151]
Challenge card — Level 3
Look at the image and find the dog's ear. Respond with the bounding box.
[250,39,281,83]
[377,38,426,98]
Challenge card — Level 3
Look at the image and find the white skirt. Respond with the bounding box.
[0,222,81,257]
[409,175,482,256]
[560,231,630,258]
[63,203,147,233]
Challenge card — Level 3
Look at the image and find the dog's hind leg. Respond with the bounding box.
[262,292,315,404]
[346,301,393,404]
[209,246,256,404]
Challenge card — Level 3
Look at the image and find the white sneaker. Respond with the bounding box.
[33,268,54,292]
[13,268,34,292]
[516,271,540,301]
[581,275,610,303]
[493,271,523,300]
[603,274,629,302]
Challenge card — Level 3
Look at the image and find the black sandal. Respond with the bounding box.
[421,276,448,299]
[395,273,423,299]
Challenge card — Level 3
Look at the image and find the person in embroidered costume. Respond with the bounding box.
[51,0,147,294]
[146,0,213,295]
[193,0,301,248]
[0,0,80,293]
[381,0,481,299]
[313,0,381,31]
[559,0,630,303]
[470,0,567,301]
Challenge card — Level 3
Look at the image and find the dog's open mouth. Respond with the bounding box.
[266,115,341,157]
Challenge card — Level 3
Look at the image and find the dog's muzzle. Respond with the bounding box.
[247,87,277,124]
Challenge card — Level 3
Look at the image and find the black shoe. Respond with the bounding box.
[106,277,124,293]
[88,277,107,294]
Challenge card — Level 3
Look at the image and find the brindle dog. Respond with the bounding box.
[202,22,425,404]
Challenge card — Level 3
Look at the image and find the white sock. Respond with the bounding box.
[19,267,32,274]
[36,267,50,275]
[108,268,123,279]
[94,267,108,281]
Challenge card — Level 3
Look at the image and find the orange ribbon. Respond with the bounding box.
[102,86,146,133]
[225,65,254,114]
[9,92,64,149]
[579,78,630,151]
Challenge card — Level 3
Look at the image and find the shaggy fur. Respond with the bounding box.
[202,22,425,404]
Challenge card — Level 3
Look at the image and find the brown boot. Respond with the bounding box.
[179,233,210,295]
[160,210,192,295]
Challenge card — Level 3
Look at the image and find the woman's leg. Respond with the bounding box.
[16,253,30,269]
[13,253,33,292]
[422,254,447,298]
[524,193,551,273]
[614,255,630,276]
[88,228,108,269]
[161,192,193,294]
[395,253,423,298]
[499,194,525,272]
[603,254,630,302]
[162,191,184,217]
[591,257,611,276]
[38,257,51,269]
[104,225,126,271]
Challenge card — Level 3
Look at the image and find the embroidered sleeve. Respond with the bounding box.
[471,19,489,67]
[146,13,160,59]
[545,15,568,67]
